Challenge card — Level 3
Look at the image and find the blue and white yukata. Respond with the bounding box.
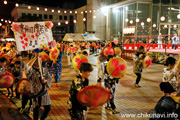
[52,53,62,83]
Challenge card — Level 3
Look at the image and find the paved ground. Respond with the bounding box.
[0,54,164,120]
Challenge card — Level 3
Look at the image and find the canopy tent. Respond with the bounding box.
[63,33,100,42]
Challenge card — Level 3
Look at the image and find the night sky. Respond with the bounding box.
[0,0,86,19]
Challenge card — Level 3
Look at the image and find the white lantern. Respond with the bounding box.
[130,20,133,24]
[147,18,151,22]
[153,24,156,28]
[136,18,139,23]
[174,25,177,28]
[75,11,77,14]
[70,11,72,14]
[141,22,144,26]
[73,20,77,23]
[58,22,61,26]
[164,24,167,28]
[160,16,165,21]
[177,14,180,19]
[15,3,19,7]
[65,21,68,24]
[125,18,129,22]
[4,1,7,4]
[28,6,31,9]
[45,8,48,11]
[64,11,67,13]
[52,9,54,12]
[58,10,60,13]
[36,7,40,11]
[93,15,96,19]
[83,18,86,21]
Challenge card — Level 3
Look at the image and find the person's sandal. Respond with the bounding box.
[134,84,141,88]
[105,106,111,110]
[112,110,120,114]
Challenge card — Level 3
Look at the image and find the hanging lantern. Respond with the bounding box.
[147,18,151,22]
[130,20,133,24]
[160,16,165,21]
[15,3,19,7]
[164,24,168,28]
[177,14,180,19]
[4,0,7,5]
[136,18,139,23]
[141,22,144,26]
[174,25,177,28]
[58,10,60,13]
[45,8,48,11]
[28,6,31,9]
[153,24,156,28]
[52,9,54,12]
[83,18,86,21]
[73,20,77,23]
[125,18,129,22]
[58,22,61,26]
[36,7,40,11]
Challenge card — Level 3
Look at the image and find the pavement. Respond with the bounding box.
[0,53,164,120]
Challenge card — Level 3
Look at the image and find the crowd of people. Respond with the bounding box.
[0,39,180,120]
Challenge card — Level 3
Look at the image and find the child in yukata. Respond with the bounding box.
[67,63,93,120]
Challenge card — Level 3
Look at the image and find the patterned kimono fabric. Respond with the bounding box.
[25,66,52,120]
[104,63,118,110]
[52,54,62,83]
[67,75,89,120]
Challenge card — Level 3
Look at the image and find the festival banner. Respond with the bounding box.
[12,21,53,51]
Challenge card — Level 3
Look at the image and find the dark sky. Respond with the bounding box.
[0,0,86,19]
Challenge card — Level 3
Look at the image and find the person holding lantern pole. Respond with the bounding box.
[25,50,52,120]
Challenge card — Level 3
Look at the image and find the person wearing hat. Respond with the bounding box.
[25,51,52,120]
[150,82,180,120]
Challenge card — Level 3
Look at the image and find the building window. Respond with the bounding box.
[39,14,42,19]
[59,15,63,20]
[33,14,37,17]
[49,15,53,19]
[70,15,73,21]
[28,13,31,16]
[44,14,48,19]
[64,16,68,20]
[22,13,26,17]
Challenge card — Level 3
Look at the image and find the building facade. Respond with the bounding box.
[102,0,180,43]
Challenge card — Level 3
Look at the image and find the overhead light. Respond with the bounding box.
[174,25,177,28]
[136,18,139,23]
[153,24,156,28]
[130,20,133,24]
[58,10,60,13]
[177,14,180,19]
[4,0,7,5]
[28,6,31,9]
[160,16,165,21]
[147,18,151,22]
[37,7,40,11]
[125,18,129,22]
[15,3,19,7]
[141,22,144,26]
